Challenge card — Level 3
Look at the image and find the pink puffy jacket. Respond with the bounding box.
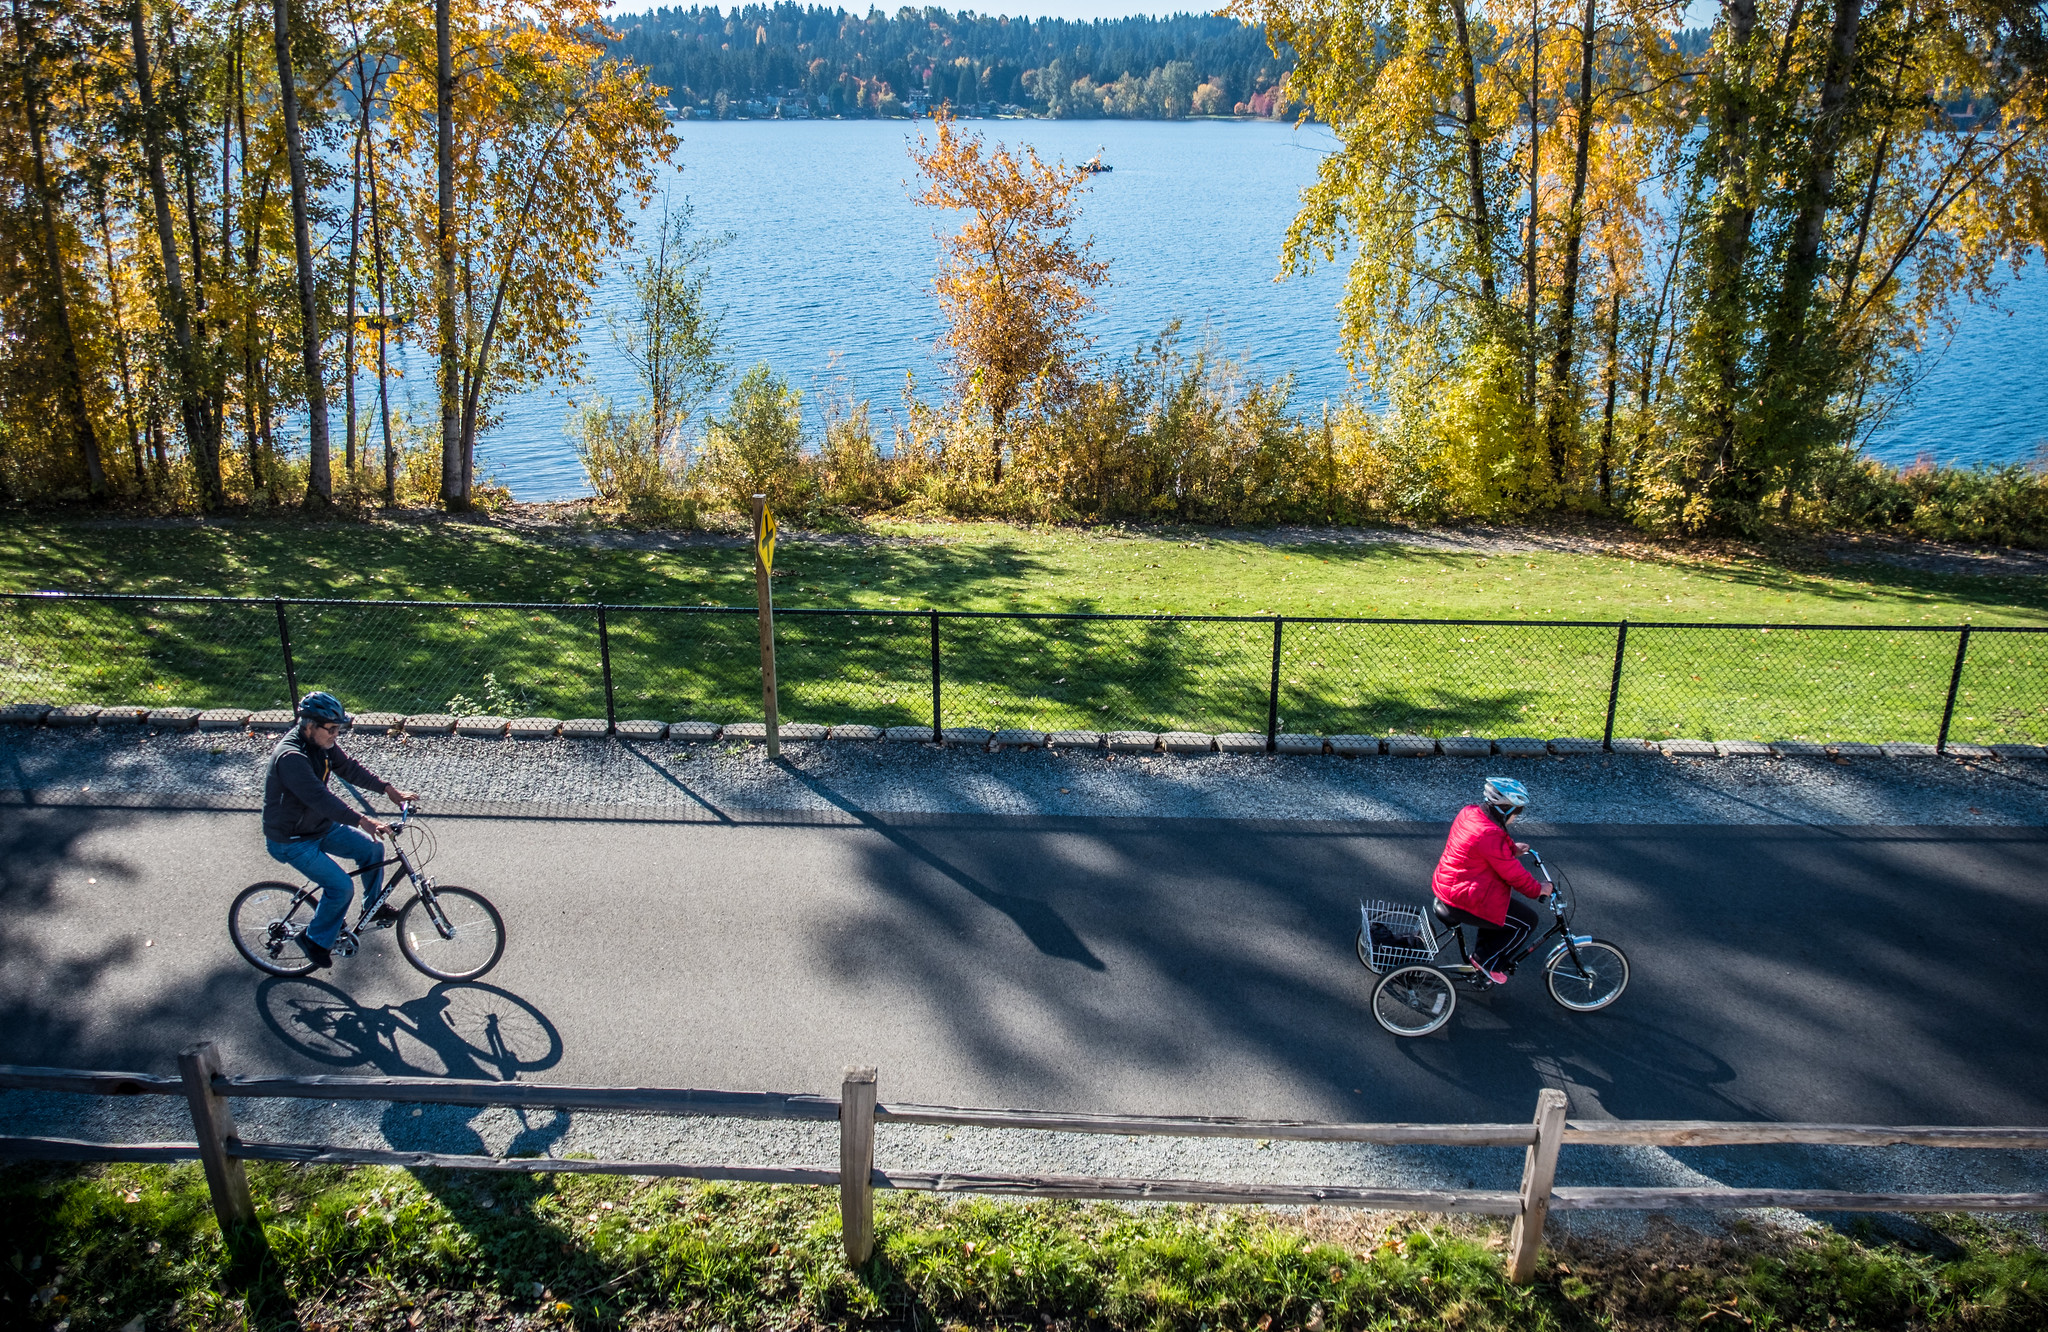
[1430,804,1544,926]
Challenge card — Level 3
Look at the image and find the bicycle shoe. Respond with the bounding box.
[368,904,402,929]
[302,937,334,970]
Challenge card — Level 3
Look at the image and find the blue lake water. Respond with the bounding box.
[361,120,2046,500]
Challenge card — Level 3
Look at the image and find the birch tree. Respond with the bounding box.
[385,0,672,507]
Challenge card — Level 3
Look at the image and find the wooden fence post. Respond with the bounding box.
[839,1065,877,1266]
[752,494,781,758]
[1508,1087,1568,1283]
[178,1041,256,1234]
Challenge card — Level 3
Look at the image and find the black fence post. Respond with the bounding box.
[274,598,299,704]
[596,604,617,734]
[1602,620,1628,751]
[1936,624,1971,754]
[1266,616,1283,753]
[929,610,943,740]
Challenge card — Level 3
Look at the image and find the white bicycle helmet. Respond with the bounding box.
[1483,776,1529,815]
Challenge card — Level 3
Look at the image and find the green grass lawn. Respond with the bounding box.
[6,1163,2044,1332]
[1,516,2043,743]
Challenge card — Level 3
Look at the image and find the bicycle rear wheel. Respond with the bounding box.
[1355,929,1382,975]
[229,881,321,977]
[1372,965,1457,1037]
[1546,939,1630,1012]
[398,886,506,981]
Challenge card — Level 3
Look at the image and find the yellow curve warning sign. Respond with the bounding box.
[757,507,777,574]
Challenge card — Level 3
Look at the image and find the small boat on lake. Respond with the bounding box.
[1083,147,1112,173]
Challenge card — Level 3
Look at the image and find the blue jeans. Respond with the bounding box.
[267,824,384,948]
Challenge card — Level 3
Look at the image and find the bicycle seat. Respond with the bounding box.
[1433,898,1488,931]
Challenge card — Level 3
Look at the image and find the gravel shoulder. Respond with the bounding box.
[4,727,2045,827]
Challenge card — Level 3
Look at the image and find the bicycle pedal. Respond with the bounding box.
[334,935,360,958]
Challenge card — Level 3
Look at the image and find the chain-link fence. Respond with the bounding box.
[940,613,1274,735]
[0,595,287,710]
[1613,624,1965,744]
[289,600,607,719]
[1279,619,1618,738]
[3,592,2045,747]
[1949,627,2048,747]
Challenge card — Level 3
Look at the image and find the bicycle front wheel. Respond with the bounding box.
[229,880,321,977]
[1546,939,1630,1012]
[1372,965,1457,1037]
[398,886,506,981]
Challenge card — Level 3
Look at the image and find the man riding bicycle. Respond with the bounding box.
[1431,777,1548,985]
[262,692,417,970]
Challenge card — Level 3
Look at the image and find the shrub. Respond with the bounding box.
[569,396,696,523]
[1804,447,2048,548]
[696,363,815,519]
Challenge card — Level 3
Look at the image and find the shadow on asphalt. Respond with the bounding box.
[778,759,1106,969]
[790,808,2047,1125]
[255,975,562,1078]
[0,804,566,1089]
[3,802,2044,1130]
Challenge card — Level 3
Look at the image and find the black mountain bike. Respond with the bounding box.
[230,804,505,982]
[1355,849,1629,1037]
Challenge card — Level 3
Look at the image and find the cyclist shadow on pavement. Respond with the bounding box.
[253,974,571,1160]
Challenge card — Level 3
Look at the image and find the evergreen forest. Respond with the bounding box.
[607,5,1300,119]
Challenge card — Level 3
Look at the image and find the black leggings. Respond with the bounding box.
[1436,895,1542,971]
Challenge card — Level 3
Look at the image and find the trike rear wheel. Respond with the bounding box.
[1372,965,1457,1036]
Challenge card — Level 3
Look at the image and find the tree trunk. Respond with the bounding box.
[162,25,228,461]
[1446,0,1496,304]
[16,0,107,497]
[242,169,274,493]
[96,199,145,492]
[274,0,331,507]
[1768,0,1865,370]
[364,64,396,505]
[235,33,268,493]
[1523,0,1542,410]
[1597,276,1620,506]
[129,0,221,505]
[1692,0,1762,504]
[436,0,467,510]
[344,61,369,482]
[1542,0,1599,488]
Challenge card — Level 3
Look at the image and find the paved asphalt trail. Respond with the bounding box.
[3,802,2044,1126]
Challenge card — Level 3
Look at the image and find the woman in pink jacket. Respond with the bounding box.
[1431,777,1549,984]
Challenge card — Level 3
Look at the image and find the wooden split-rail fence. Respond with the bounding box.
[4,1045,2045,1285]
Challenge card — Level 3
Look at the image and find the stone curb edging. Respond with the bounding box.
[3,699,2039,763]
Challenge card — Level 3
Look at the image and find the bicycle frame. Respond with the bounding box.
[276,808,435,954]
[1433,852,1600,988]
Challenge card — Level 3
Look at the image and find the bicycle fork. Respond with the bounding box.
[1545,933,1599,977]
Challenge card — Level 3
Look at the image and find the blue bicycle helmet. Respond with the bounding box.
[296,691,350,725]
[1483,775,1529,814]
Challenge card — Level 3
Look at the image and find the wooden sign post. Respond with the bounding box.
[752,494,781,758]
